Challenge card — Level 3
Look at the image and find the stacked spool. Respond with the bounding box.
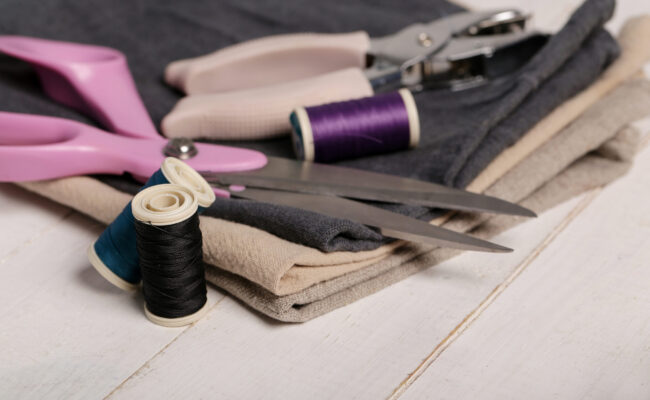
[88,157,215,291]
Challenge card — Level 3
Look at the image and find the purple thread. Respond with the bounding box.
[304,91,411,163]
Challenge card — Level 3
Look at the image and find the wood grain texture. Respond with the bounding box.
[1,1,649,399]
[401,143,650,400]
[0,184,70,261]
[104,197,583,400]
[0,200,223,399]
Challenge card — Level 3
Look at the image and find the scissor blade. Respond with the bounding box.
[231,187,511,253]
[202,157,536,217]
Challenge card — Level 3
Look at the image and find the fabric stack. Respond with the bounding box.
[3,0,649,321]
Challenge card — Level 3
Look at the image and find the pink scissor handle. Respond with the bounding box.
[0,112,267,186]
[0,35,159,140]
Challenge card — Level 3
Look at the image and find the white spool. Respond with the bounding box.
[132,184,198,226]
[160,157,216,208]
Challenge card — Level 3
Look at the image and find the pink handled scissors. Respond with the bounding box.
[0,36,266,191]
[0,35,535,253]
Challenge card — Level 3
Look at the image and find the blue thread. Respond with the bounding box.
[93,169,170,285]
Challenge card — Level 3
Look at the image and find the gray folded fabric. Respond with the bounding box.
[204,82,648,322]
[0,0,619,252]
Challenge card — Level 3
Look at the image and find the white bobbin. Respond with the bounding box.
[160,157,216,208]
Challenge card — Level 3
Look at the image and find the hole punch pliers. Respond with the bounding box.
[163,9,547,139]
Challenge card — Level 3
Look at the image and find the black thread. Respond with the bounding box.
[134,213,206,319]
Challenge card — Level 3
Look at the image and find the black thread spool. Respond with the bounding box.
[132,184,208,327]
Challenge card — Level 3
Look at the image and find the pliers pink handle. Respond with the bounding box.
[166,32,371,94]
[162,32,376,140]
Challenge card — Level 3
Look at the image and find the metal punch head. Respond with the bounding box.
[366,9,548,92]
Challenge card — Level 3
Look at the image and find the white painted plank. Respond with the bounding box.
[458,0,583,31]
[460,0,650,34]
[0,184,70,260]
[105,193,585,400]
[0,209,223,400]
[607,0,650,35]
[401,144,650,399]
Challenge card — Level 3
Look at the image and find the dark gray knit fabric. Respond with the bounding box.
[0,0,618,251]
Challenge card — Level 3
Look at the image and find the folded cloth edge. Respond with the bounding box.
[14,16,650,298]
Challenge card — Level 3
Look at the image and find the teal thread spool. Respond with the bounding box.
[87,157,215,290]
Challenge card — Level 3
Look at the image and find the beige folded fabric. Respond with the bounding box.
[17,17,650,300]
[17,76,650,324]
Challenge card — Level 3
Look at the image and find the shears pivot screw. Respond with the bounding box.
[163,138,198,160]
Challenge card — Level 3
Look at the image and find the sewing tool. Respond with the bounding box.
[290,89,419,162]
[0,35,536,255]
[132,184,208,327]
[88,157,215,291]
[162,9,547,140]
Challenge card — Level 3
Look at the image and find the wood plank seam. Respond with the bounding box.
[0,208,74,267]
[387,189,602,400]
[103,294,228,399]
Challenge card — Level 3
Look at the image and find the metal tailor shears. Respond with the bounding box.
[162,9,547,139]
[0,35,535,253]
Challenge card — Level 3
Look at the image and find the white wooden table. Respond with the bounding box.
[2,1,650,399]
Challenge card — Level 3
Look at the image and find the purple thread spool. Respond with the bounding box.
[290,89,419,163]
